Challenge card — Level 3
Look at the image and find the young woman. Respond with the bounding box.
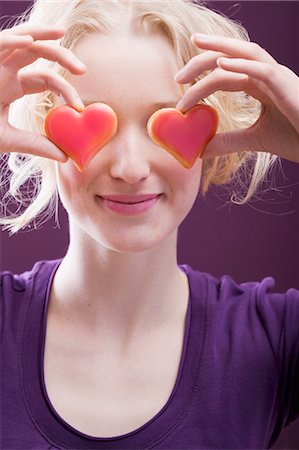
[1,0,298,448]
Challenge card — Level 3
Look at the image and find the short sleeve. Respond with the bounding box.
[247,277,299,427]
[0,270,29,345]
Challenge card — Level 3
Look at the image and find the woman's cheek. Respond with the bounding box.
[167,157,202,190]
[54,160,89,206]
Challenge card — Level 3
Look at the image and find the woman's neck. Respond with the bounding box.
[48,227,189,350]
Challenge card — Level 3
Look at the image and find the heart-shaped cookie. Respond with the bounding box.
[147,104,218,168]
[44,103,118,171]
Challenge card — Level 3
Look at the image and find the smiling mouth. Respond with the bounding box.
[99,194,162,204]
[97,194,162,215]
[110,198,156,204]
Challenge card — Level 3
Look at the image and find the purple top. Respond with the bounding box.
[1,258,298,449]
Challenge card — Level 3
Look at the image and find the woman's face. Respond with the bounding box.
[55,31,203,253]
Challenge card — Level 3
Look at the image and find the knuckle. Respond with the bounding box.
[251,41,259,51]
[22,69,55,92]
[17,70,28,88]
[210,68,227,90]
[38,69,60,85]
[43,72,62,94]
[55,46,73,63]
[44,69,75,97]
[277,63,294,78]
[36,42,60,62]
[251,41,264,57]
[262,64,274,79]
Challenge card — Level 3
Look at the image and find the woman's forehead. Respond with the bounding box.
[71,31,178,70]
[65,32,182,109]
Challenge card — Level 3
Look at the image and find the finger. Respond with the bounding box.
[175,50,224,83]
[0,34,33,52]
[176,69,248,112]
[217,57,277,83]
[2,25,66,41]
[1,124,68,162]
[191,34,277,65]
[2,40,86,74]
[200,126,263,159]
[217,58,299,130]
[18,69,85,110]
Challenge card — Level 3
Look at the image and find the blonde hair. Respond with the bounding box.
[0,0,279,235]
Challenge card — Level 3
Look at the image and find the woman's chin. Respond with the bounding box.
[83,225,176,254]
[94,235,163,254]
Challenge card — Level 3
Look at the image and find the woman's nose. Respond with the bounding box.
[108,127,151,184]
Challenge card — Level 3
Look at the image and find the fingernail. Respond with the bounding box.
[73,101,85,111]
[77,61,87,70]
[58,151,68,163]
[175,68,187,80]
[21,35,34,42]
[217,57,230,65]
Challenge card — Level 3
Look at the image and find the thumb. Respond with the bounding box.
[201,126,264,159]
[1,124,68,163]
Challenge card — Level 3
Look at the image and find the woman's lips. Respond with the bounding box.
[97,194,162,215]
[99,194,161,203]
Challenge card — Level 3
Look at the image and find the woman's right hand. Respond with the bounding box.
[0,23,86,162]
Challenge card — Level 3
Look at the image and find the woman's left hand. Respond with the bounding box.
[175,34,299,163]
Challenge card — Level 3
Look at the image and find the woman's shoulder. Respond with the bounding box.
[1,258,60,307]
[183,264,299,428]
[1,259,62,343]
[181,263,299,300]
[184,263,299,348]
[182,263,299,335]
[1,258,61,294]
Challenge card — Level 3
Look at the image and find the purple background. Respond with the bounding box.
[1,1,298,447]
